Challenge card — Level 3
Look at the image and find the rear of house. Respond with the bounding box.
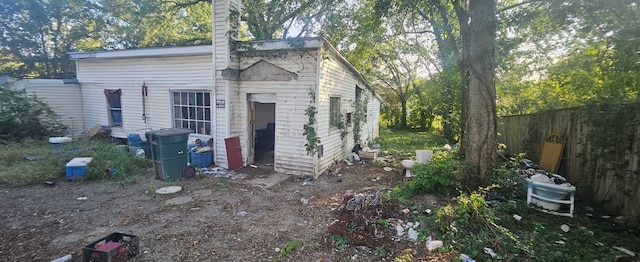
[68,39,380,177]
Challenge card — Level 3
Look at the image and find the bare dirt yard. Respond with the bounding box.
[1,160,440,262]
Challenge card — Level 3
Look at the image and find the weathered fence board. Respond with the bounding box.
[497,105,640,226]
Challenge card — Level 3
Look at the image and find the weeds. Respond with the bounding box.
[0,139,149,185]
[329,234,352,252]
[269,239,303,262]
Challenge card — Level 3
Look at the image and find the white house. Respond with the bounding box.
[66,0,380,177]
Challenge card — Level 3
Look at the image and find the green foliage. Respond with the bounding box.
[0,139,149,186]
[0,88,67,142]
[374,246,387,259]
[216,181,231,188]
[487,166,523,199]
[435,189,523,260]
[429,186,621,261]
[303,87,320,155]
[269,239,304,262]
[328,234,352,253]
[351,96,367,144]
[390,150,470,200]
[375,129,448,157]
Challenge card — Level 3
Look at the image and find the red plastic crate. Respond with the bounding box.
[83,232,139,262]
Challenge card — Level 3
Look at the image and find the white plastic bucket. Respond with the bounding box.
[416,150,433,164]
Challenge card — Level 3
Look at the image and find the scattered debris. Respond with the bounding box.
[155,186,182,195]
[234,211,249,217]
[300,198,308,205]
[424,209,432,216]
[50,254,72,262]
[513,214,522,221]
[614,247,636,257]
[555,240,565,245]
[426,236,443,251]
[45,181,55,186]
[24,155,45,161]
[383,167,393,172]
[77,197,87,201]
[560,224,570,232]
[249,165,258,168]
[459,254,475,262]
[483,247,497,258]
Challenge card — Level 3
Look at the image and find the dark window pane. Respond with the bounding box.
[174,106,181,119]
[197,108,203,120]
[197,93,203,106]
[189,107,195,119]
[204,93,210,106]
[174,120,180,127]
[205,124,211,135]
[188,93,195,105]
[181,93,187,105]
[182,120,189,129]
[190,121,196,132]
[205,108,211,120]
[173,92,181,105]
[181,107,188,120]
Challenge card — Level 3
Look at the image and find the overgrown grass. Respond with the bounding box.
[0,139,150,186]
[377,131,631,261]
[375,128,448,157]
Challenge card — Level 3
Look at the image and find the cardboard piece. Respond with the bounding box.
[539,133,565,172]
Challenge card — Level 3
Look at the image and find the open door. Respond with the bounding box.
[249,94,276,167]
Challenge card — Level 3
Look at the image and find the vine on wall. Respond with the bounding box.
[352,97,368,144]
[303,88,320,155]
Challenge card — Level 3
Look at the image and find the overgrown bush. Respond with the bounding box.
[435,189,524,260]
[390,150,471,201]
[0,87,67,142]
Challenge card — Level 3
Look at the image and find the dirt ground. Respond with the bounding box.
[0,159,440,262]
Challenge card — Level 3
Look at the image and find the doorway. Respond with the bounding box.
[248,94,276,167]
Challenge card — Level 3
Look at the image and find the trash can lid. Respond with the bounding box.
[151,128,193,137]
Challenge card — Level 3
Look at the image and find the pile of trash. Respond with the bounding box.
[327,190,395,248]
[518,159,573,187]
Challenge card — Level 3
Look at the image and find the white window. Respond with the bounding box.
[172,91,211,135]
[330,96,340,127]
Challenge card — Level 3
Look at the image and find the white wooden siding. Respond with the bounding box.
[316,48,372,175]
[76,54,214,139]
[232,50,319,176]
[13,79,85,138]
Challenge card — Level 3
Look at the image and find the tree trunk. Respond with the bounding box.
[400,98,408,128]
[463,0,497,180]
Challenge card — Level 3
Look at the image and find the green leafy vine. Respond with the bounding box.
[303,87,320,155]
[352,97,368,144]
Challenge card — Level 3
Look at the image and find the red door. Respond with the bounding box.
[225,136,242,170]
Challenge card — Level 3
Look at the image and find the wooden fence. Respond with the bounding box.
[497,105,640,226]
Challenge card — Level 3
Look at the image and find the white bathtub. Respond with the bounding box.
[521,177,576,217]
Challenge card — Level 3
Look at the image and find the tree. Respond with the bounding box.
[461,0,497,179]
[0,0,100,78]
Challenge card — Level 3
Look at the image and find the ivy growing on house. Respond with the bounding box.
[352,97,368,145]
[303,87,320,155]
